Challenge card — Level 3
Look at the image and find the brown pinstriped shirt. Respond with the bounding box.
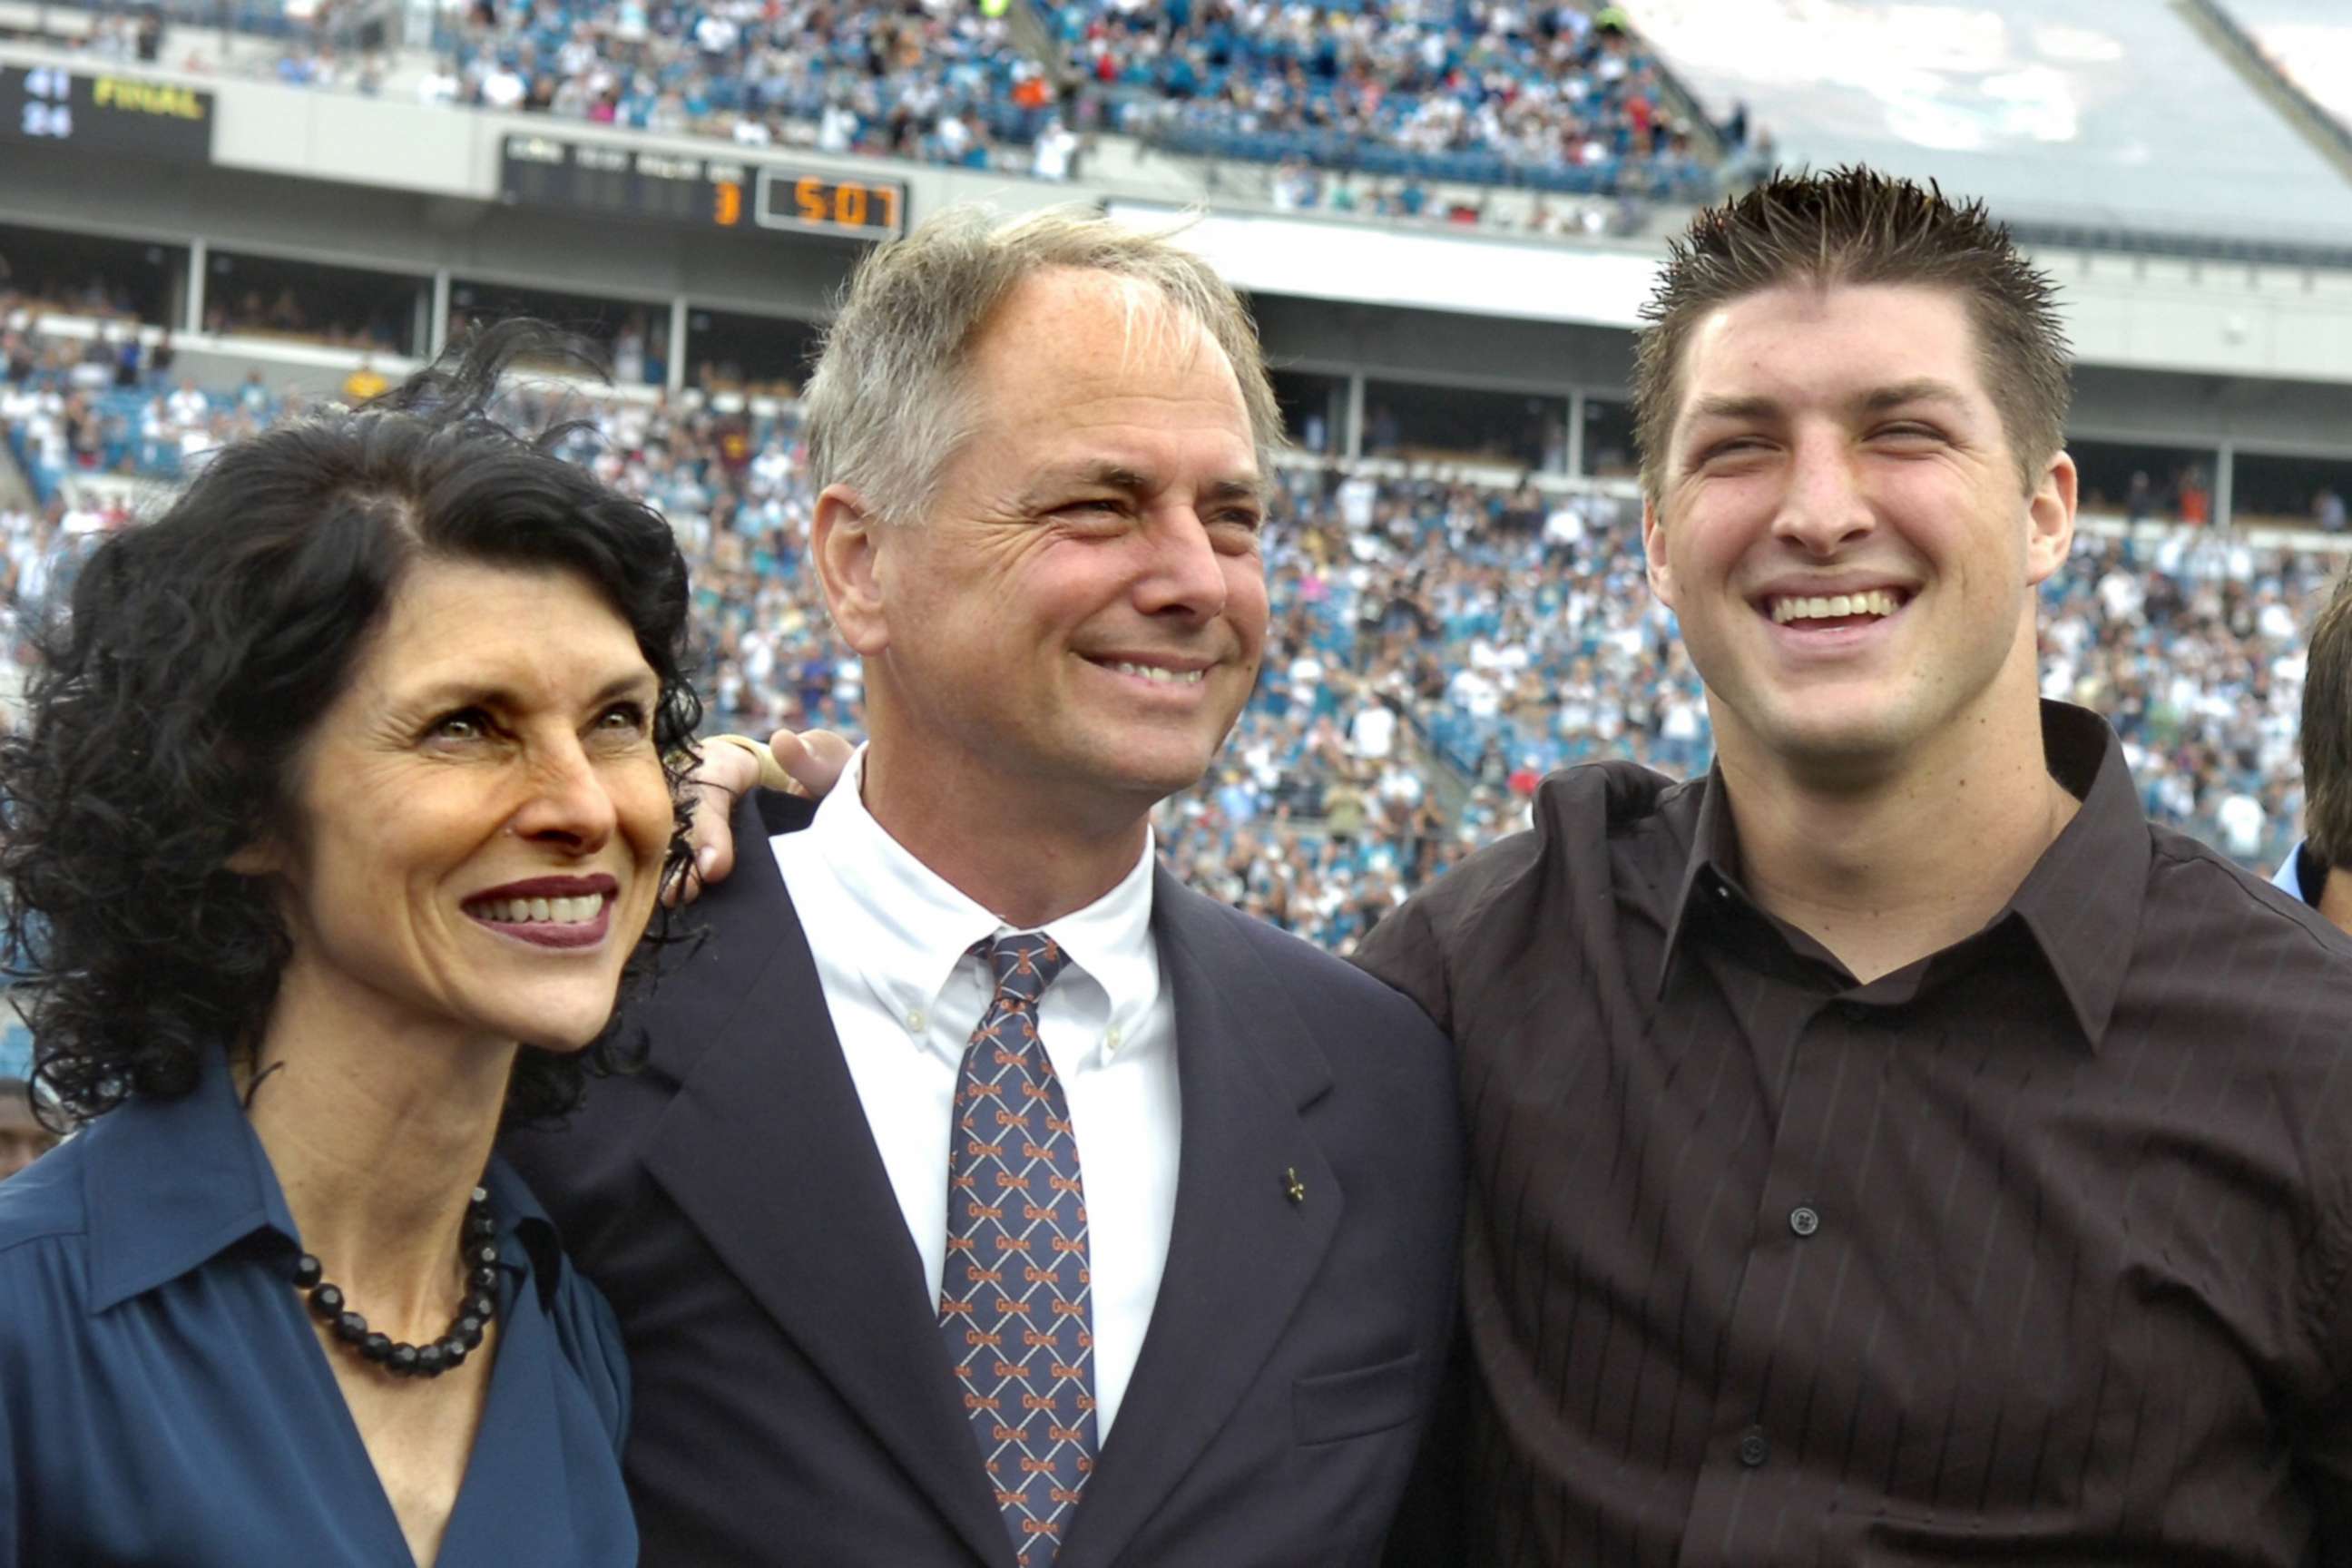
[1357,702,2352,1565]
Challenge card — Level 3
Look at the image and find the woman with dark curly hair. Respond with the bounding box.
[0,322,699,1566]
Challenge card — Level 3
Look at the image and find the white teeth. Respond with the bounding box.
[1106,660,1205,685]
[475,894,604,925]
[1772,589,1903,624]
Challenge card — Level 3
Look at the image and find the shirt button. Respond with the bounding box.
[1789,1204,1820,1238]
[905,1010,926,1033]
[1737,1426,1769,1467]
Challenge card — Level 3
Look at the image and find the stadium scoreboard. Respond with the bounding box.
[1,66,213,161]
[499,133,907,241]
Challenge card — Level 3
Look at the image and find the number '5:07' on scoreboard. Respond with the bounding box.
[499,133,907,240]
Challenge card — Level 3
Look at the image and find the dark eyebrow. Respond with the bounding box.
[585,671,663,707]
[406,669,658,714]
[1855,377,1973,415]
[1018,463,1152,509]
[1683,394,1780,427]
[1682,378,1974,433]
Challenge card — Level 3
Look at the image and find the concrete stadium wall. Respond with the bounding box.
[0,137,863,321]
[2053,249,2352,387]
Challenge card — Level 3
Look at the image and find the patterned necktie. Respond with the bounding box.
[939,932,1097,1568]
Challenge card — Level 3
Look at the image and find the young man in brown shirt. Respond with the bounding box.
[1357,169,2352,1563]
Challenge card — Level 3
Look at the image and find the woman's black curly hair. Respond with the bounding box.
[0,319,702,1130]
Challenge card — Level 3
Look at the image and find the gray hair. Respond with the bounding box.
[802,205,1286,526]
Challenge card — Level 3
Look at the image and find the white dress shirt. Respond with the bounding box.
[770,747,1181,1438]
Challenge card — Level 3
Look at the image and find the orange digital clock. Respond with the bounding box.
[757,172,907,239]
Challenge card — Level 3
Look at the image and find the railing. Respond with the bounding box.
[1132,117,1720,200]
[1389,691,1478,789]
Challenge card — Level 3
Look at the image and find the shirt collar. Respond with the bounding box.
[82,1051,559,1315]
[1659,760,1743,997]
[1658,701,2146,1054]
[1997,702,2147,1052]
[82,1051,298,1313]
[810,746,1003,1011]
[809,744,1161,1041]
[1024,831,1160,1045]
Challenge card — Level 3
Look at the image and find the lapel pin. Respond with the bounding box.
[1284,1167,1306,1205]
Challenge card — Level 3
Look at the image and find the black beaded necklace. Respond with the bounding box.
[289,1184,501,1379]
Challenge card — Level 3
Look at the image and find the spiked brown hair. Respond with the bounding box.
[1632,166,2072,502]
[2302,564,2352,871]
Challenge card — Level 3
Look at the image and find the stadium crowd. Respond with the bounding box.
[1080,0,1721,198]
[423,0,1726,196]
[0,311,2329,953]
[428,0,1082,175]
[30,0,1740,211]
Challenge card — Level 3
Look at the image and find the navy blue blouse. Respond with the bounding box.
[0,1060,637,1565]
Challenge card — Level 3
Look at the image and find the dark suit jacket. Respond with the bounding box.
[505,788,1463,1567]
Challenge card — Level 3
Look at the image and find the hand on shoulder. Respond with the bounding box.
[667,730,854,905]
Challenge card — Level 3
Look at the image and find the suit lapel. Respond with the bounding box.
[641,789,1014,1568]
[1058,871,1341,1568]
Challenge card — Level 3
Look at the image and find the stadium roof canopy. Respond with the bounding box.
[1633,0,2352,248]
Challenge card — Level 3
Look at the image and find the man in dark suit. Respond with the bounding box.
[506,207,1461,1567]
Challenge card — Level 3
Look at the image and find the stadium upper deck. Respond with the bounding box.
[10,0,1735,220]
[17,0,2352,252]
[1060,0,1720,198]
